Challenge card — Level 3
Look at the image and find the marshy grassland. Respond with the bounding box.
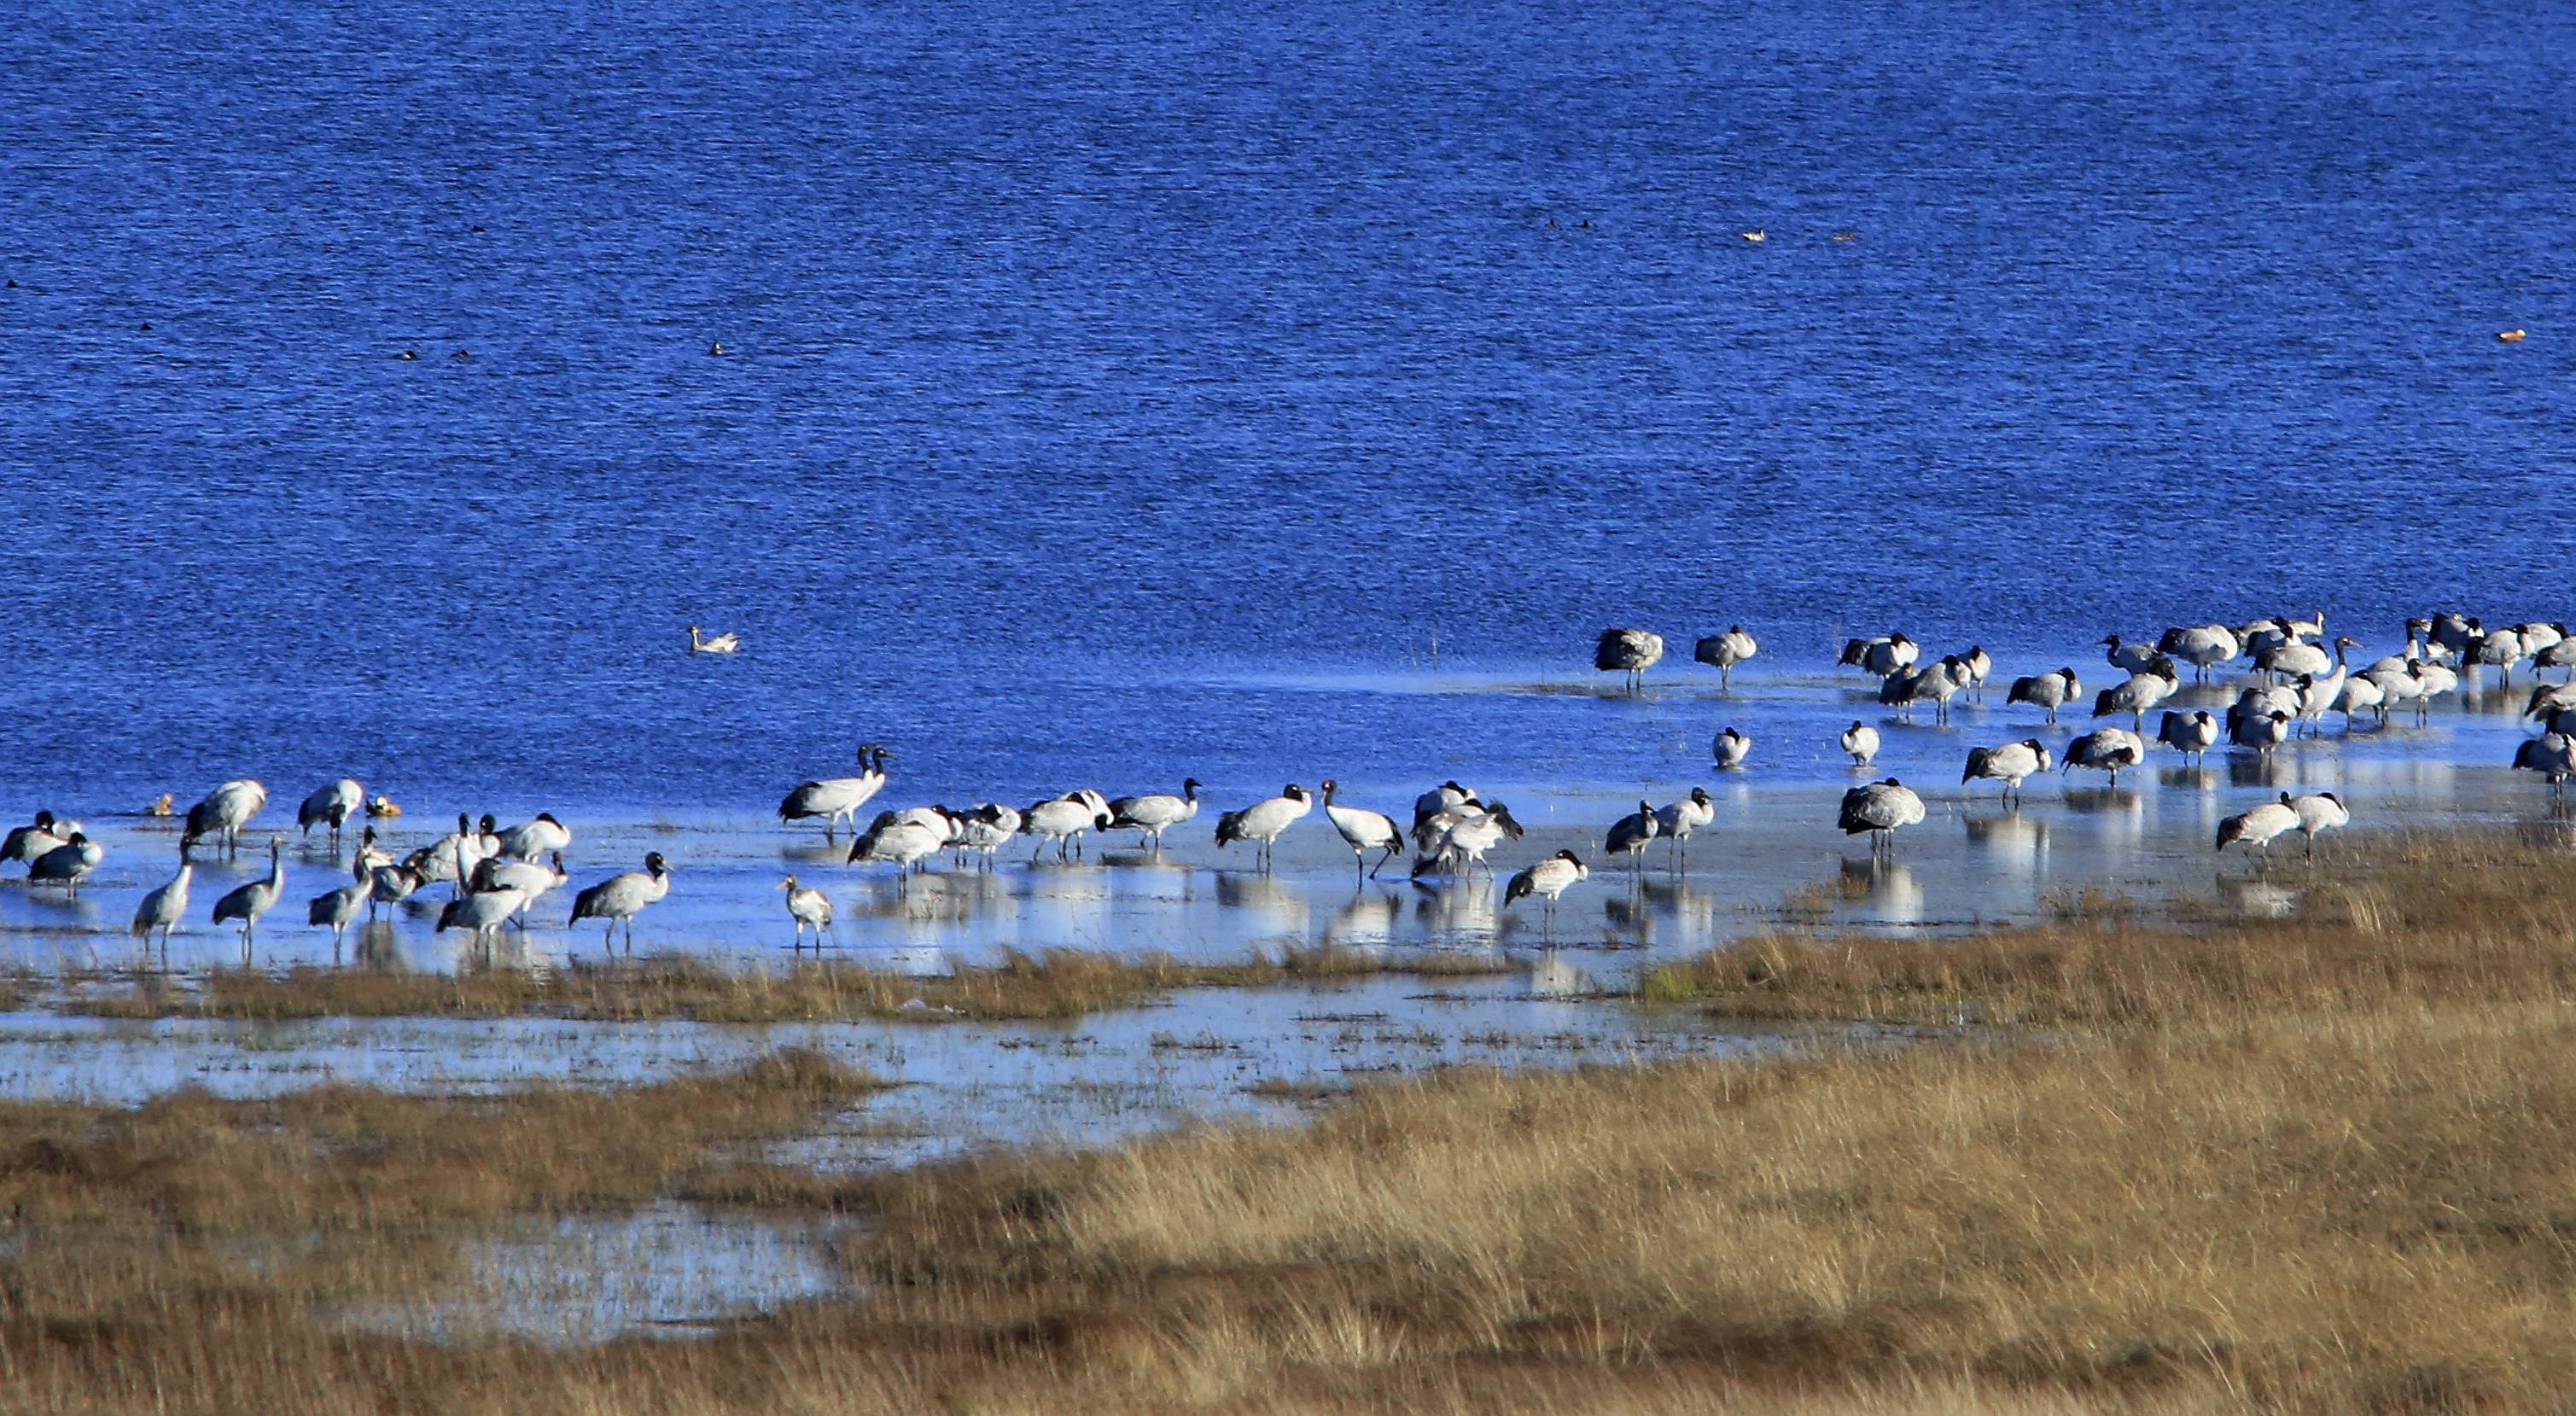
[7,830,2576,1413]
[64,944,1517,1024]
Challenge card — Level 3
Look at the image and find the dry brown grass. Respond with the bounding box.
[837,1001,2576,1413]
[67,946,1513,1025]
[9,829,2576,1413]
[1637,829,2576,1025]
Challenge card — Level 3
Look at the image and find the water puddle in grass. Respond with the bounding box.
[341,1200,850,1345]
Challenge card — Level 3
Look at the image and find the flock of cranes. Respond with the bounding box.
[3,608,2570,954]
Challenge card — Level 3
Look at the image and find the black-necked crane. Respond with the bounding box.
[1022,793,1112,862]
[131,843,191,953]
[2217,800,2301,865]
[493,813,574,860]
[472,850,568,919]
[1908,656,1973,724]
[2156,709,2219,766]
[2330,672,2386,727]
[1504,850,1588,934]
[782,875,833,949]
[2427,613,2476,660]
[2093,656,2180,731]
[2414,658,2461,708]
[1412,782,1479,832]
[1655,787,1715,870]
[2291,638,2363,736]
[1104,779,1202,853]
[1692,626,1759,691]
[2363,662,2428,723]
[2534,635,2576,682]
[687,625,742,654]
[2101,635,2159,675]
[1839,632,1917,677]
[568,852,671,953]
[778,744,889,841]
[1215,784,1313,872]
[1838,720,1880,767]
[1961,645,1993,701]
[308,854,376,962]
[406,813,493,895]
[438,886,529,958]
[28,831,102,894]
[2007,667,2081,725]
[851,810,948,878]
[1963,739,2053,805]
[2467,626,2529,685]
[1596,628,1664,693]
[184,779,268,859]
[2,810,76,871]
[959,803,1022,870]
[1319,780,1403,882]
[211,837,285,959]
[2063,727,2146,785]
[2254,635,2331,682]
[1711,726,1751,770]
[369,859,424,918]
[1605,799,1660,876]
[2157,624,2241,680]
[297,778,363,844]
[1837,779,1925,858]
[2283,791,2349,856]
[1411,800,1524,876]
[2526,683,2576,727]
[2514,733,2574,792]
[2229,709,2293,755]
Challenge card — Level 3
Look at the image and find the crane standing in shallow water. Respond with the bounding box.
[569,853,672,953]
[1595,628,1664,694]
[211,837,287,962]
[1319,781,1403,882]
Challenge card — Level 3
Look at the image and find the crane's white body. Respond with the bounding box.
[1837,779,1925,856]
[211,840,286,954]
[297,778,364,839]
[782,875,833,947]
[132,860,193,948]
[1839,720,1880,766]
[568,854,671,952]
[2064,727,2148,784]
[2007,667,2082,724]
[493,813,573,860]
[1215,785,1313,871]
[2217,801,2301,860]
[1711,727,1751,769]
[185,779,269,857]
[1320,781,1403,881]
[779,746,889,840]
[1963,739,2053,803]
[1022,795,1111,861]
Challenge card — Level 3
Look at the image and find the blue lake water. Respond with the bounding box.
[0,0,2568,970]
